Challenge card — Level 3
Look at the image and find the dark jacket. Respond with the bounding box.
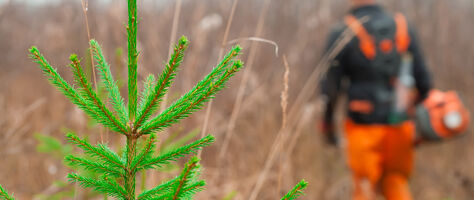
[321,5,432,126]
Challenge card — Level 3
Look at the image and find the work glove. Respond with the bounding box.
[320,121,338,146]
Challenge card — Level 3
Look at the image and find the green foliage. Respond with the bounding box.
[34,182,76,200]
[221,191,237,200]
[138,157,204,200]
[281,180,308,200]
[91,40,129,125]
[29,0,243,199]
[34,132,102,199]
[34,133,73,159]
[136,135,214,171]
[0,184,14,200]
[134,37,189,130]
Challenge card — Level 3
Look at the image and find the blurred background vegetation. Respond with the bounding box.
[0,0,473,199]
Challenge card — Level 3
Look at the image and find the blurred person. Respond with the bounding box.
[319,0,432,199]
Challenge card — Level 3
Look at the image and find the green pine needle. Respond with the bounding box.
[137,135,215,170]
[66,133,125,170]
[139,59,243,134]
[0,184,14,200]
[171,157,203,200]
[29,47,128,134]
[68,173,127,199]
[138,175,205,200]
[134,36,189,130]
[68,54,128,134]
[138,74,157,114]
[65,155,123,178]
[138,176,178,200]
[145,46,241,126]
[29,0,249,199]
[130,134,157,173]
[90,40,129,125]
[29,48,96,124]
[281,180,308,200]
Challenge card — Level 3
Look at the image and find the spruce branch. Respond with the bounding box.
[130,134,157,173]
[68,173,127,199]
[90,40,129,125]
[30,47,127,134]
[137,178,204,200]
[29,48,95,121]
[66,133,125,170]
[65,155,123,178]
[137,176,178,200]
[177,180,206,199]
[0,184,14,200]
[281,180,308,200]
[139,60,243,134]
[171,157,202,200]
[127,0,139,121]
[138,75,157,113]
[154,46,241,118]
[137,135,214,170]
[68,54,128,134]
[134,36,189,130]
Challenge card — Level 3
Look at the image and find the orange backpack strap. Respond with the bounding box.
[345,15,376,60]
[394,13,411,53]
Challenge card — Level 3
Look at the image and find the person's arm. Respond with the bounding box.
[408,27,433,103]
[320,26,346,145]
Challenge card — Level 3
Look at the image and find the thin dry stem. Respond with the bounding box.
[248,21,358,200]
[277,55,290,194]
[280,55,290,130]
[80,0,97,90]
[198,0,240,159]
[81,0,104,143]
[227,37,279,57]
[219,0,272,161]
[248,56,290,200]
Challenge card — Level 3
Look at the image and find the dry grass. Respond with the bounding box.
[1,0,474,199]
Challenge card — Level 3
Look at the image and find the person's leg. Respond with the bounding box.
[345,120,384,200]
[382,172,412,200]
[352,176,376,200]
[381,121,415,200]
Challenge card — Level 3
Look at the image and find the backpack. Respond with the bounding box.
[344,13,413,124]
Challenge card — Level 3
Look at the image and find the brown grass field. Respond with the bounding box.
[1,0,474,199]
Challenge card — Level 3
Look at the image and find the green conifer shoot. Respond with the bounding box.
[29,0,242,199]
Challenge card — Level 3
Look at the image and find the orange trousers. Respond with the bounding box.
[344,120,415,200]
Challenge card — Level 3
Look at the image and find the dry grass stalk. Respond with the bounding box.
[227,37,279,57]
[219,0,273,161]
[79,2,102,198]
[198,0,240,159]
[3,98,45,146]
[280,55,290,130]
[81,0,104,144]
[248,22,358,200]
[286,17,366,124]
[248,56,291,200]
[277,55,290,194]
[80,0,97,90]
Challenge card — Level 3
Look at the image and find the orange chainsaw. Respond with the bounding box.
[415,89,470,141]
